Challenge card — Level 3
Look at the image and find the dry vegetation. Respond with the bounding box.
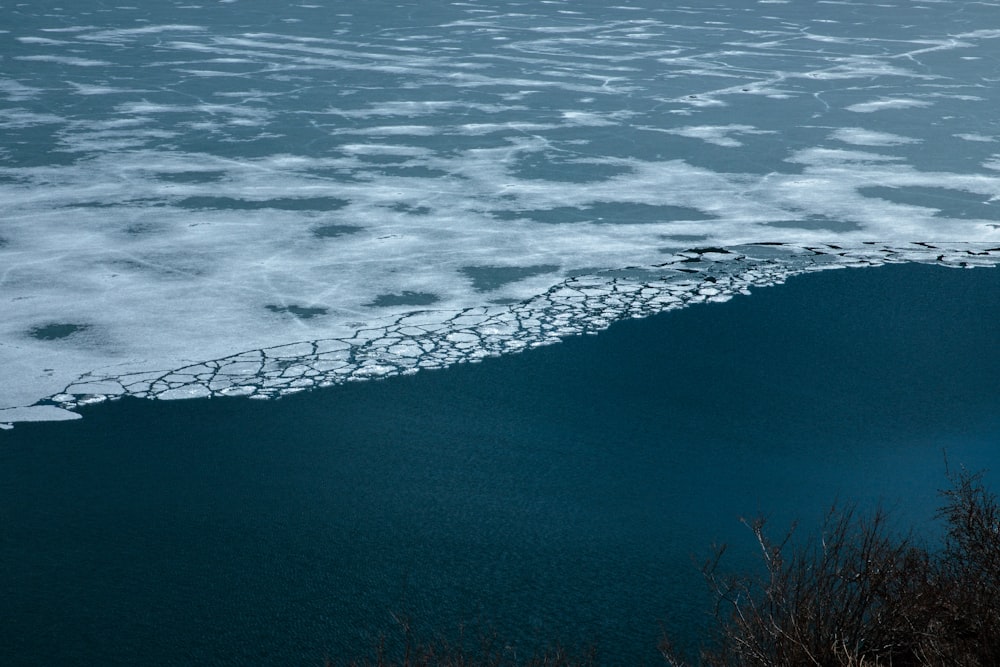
[661,466,1000,667]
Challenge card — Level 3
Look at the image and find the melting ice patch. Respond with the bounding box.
[643,125,776,148]
[830,129,921,147]
[2,0,1000,426]
[846,98,935,113]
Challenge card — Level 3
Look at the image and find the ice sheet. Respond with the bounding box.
[2,0,999,424]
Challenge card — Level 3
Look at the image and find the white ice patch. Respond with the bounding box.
[846,98,935,113]
[78,25,207,42]
[0,109,64,128]
[0,80,42,102]
[69,83,151,96]
[829,128,921,147]
[0,406,83,424]
[17,36,71,45]
[957,134,996,143]
[14,55,112,67]
[646,124,776,147]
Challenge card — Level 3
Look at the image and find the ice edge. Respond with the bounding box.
[5,242,998,428]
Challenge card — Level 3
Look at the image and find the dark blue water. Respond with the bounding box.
[2,263,998,665]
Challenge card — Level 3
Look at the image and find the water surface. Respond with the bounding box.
[2,263,998,665]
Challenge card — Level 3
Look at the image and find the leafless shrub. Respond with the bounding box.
[662,468,1000,667]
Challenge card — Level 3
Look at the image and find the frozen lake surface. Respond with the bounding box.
[2,3,999,661]
[2,0,1000,424]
